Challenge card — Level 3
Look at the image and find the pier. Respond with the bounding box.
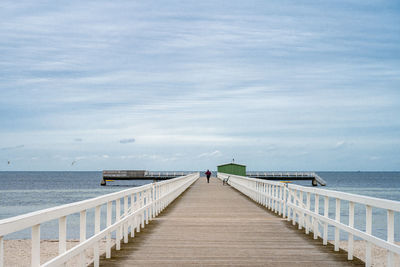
[247,172,327,186]
[1,173,400,266]
[97,177,361,266]
[101,170,189,185]
[102,170,327,186]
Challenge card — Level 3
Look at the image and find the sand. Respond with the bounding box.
[3,239,111,267]
[337,240,400,267]
[3,239,400,266]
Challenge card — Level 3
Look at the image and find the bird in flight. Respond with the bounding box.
[71,160,77,166]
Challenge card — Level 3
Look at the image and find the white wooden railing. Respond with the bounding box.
[0,173,199,267]
[218,172,400,267]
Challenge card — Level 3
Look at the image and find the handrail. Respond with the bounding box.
[0,172,199,267]
[217,172,400,267]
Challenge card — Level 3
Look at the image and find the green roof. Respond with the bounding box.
[217,163,246,167]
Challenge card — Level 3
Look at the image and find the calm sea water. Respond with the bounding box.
[0,171,399,240]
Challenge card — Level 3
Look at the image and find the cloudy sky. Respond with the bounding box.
[1,0,399,171]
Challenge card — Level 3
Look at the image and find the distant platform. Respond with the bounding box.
[246,172,326,186]
[101,170,326,186]
[101,170,188,185]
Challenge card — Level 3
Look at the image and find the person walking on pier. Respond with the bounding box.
[205,169,211,183]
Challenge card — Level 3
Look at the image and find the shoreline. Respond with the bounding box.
[4,239,399,266]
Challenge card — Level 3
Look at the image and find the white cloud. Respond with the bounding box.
[120,138,136,144]
[0,1,399,170]
[198,150,222,158]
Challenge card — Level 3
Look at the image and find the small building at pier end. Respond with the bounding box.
[217,162,246,176]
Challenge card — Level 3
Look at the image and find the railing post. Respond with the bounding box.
[334,199,340,251]
[292,190,297,226]
[306,192,311,234]
[282,185,287,219]
[279,186,283,216]
[116,199,121,249]
[323,196,329,245]
[287,188,292,222]
[31,224,40,267]
[141,191,145,229]
[366,205,372,267]
[146,189,150,224]
[348,201,354,260]
[124,195,128,243]
[135,193,140,233]
[151,184,155,220]
[274,185,278,213]
[130,194,135,238]
[0,236,4,267]
[313,194,319,239]
[94,205,101,267]
[59,216,67,255]
[387,209,394,267]
[299,191,303,230]
[79,210,86,266]
[106,201,112,258]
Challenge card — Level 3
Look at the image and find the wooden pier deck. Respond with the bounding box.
[98,177,364,266]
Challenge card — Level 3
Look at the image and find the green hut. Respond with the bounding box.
[217,163,246,176]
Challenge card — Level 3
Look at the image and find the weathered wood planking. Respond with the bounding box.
[97,178,363,266]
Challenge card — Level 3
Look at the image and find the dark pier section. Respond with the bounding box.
[101,170,187,185]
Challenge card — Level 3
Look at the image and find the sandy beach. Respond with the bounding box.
[338,240,400,267]
[4,240,111,267]
[3,239,399,266]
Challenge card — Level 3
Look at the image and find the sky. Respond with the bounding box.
[0,0,399,171]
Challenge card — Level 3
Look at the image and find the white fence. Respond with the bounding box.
[0,173,199,267]
[218,172,400,267]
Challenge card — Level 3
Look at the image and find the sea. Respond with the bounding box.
[0,171,400,241]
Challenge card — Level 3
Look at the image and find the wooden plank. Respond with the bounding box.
[97,178,363,266]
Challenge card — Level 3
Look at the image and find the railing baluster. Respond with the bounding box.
[79,210,86,266]
[116,199,121,249]
[146,190,150,224]
[94,205,101,267]
[366,205,372,267]
[323,196,329,245]
[59,216,67,256]
[275,186,278,213]
[282,185,287,219]
[387,209,394,267]
[306,192,311,234]
[0,236,4,267]
[292,190,297,226]
[124,196,128,243]
[334,199,341,251]
[151,187,155,220]
[130,194,135,238]
[299,191,303,230]
[287,188,292,222]
[278,186,283,215]
[106,201,112,258]
[141,191,145,229]
[314,194,319,239]
[31,224,40,267]
[348,201,354,260]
